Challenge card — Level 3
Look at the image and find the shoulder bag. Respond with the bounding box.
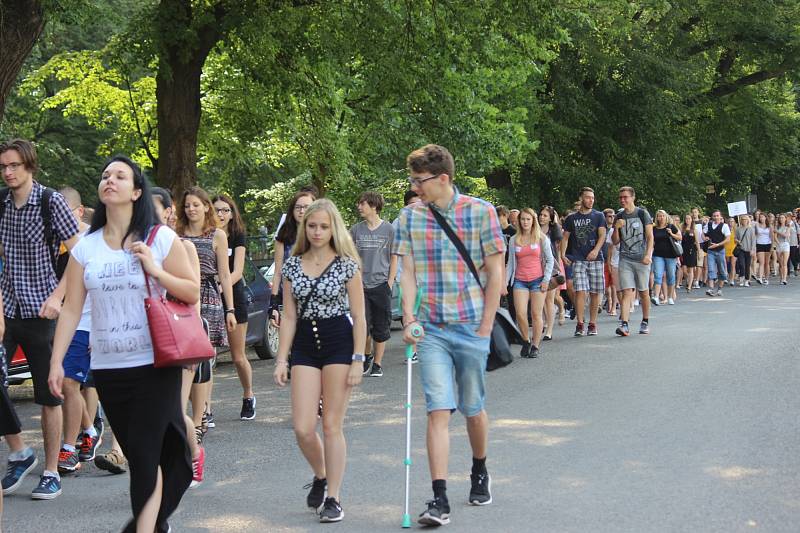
[669,225,684,256]
[428,205,521,371]
[142,225,216,368]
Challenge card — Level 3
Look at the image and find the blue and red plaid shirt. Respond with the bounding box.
[0,182,79,318]
[393,189,505,324]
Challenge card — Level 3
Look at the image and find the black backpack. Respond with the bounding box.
[0,186,61,278]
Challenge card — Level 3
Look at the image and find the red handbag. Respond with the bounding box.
[142,225,216,368]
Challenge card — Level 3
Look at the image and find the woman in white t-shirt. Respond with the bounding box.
[755,213,772,284]
[774,213,791,285]
[48,156,199,533]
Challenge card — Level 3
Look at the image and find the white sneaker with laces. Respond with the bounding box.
[668,298,675,305]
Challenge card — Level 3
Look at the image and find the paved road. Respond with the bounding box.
[3,282,800,532]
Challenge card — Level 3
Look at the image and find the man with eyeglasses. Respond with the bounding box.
[394,144,505,526]
[0,139,80,500]
[611,186,654,336]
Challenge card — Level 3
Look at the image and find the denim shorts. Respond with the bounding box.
[63,330,91,384]
[512,276,544,292]
[417,322,490,417]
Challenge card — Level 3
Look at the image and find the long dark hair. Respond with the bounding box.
[90,155,157,247]
[212,193,245,237]
[276,191,315,245]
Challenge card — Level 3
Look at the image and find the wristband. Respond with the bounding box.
[225,309,235,314]
[352,353,366,362]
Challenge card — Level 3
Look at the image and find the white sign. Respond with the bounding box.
[727,201,747,217]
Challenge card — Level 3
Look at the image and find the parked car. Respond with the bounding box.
[7,256,276,385]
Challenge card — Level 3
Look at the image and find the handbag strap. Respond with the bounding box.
[428,204,484,292]
[142,224,162,299]
[297,256,339,318]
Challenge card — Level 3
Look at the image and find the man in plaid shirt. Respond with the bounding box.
[394,144,505,527]
[0,139,80,500]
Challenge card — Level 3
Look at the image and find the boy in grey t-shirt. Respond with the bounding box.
[612,186,654,336]
[351,191,397,377]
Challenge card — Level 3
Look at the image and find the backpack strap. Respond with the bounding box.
[40,187,57,274]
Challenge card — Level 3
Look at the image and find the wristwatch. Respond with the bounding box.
[352,353,366,362]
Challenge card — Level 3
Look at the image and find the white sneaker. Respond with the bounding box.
[744,281,751,287]
[668,298,675,305]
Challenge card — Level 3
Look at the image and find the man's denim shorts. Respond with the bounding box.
[417,322,490,417]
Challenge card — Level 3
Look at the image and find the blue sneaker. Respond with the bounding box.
[2,452,38,495]
[31,474,61,500]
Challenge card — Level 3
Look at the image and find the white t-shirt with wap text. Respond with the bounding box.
[71,226,176,370]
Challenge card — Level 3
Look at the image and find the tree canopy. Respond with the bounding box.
[1,0,798,228]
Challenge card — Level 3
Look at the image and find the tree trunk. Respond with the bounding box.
[156,56,205,195]
[0,0,45,123]
[154,0,222,195]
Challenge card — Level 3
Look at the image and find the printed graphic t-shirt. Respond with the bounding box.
[615,207,653,261]
[563,209,606,262]
[71,226,176,370]
[350,220,394,288]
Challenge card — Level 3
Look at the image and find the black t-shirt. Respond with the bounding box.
[228,230,246,289]
[653,224,679,258]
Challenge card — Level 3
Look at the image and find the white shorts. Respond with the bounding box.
[778,242,790,253]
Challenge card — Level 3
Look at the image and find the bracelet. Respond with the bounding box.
[276,360,289,366]
[225,309,235,314]
[352,353,366,362]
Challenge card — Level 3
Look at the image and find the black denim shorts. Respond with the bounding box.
[291,315,353,369]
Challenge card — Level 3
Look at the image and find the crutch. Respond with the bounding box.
[402,289,423,528]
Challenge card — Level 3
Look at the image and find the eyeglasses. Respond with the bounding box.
[294,204,311,212]
[215,207,232,214]
[0,162,24,173]
[407,174,440,187]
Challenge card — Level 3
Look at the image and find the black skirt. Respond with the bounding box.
[92,364,191,532]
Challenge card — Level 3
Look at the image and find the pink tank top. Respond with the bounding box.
[514,241,543,282]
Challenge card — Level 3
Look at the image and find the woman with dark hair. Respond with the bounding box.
[212,194,255,420]
[270,191,316,325]
[539,206,565,338]
[48,156,197,532]
[681,213,700,292]
[177,187,236,443]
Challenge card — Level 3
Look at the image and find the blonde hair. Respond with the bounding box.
[655,209,669,228]
[293,198,361,267]
[518,207,546,244]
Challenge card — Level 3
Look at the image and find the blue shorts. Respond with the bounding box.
[63,330,91,384]
[512,276,544,292]
[417,322,490,417]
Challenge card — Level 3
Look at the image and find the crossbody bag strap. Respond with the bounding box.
[297,256,339,318]
[428,204,484,291]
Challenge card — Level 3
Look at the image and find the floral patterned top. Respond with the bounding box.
[282,255,358,319]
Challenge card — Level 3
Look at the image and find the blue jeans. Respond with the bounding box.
[652,256,677,286]
[417,322,490,417]
[707,248,728,281]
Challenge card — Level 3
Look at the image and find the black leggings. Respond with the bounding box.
[736,251,752,280]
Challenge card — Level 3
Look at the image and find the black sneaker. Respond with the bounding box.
[529,345,539,358]
[469,472,492,505]
[78,433,102,462]
[362,355,374,375]
[319,497,343,522]
[411,352,419,364]
[240,397,256,420]
[369,363,383,377]
[519,341,531,358]
[418,497,450,526]
[93,414,105,439]
[304,477,327,511]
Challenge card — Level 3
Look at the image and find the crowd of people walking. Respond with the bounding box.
[0,138,797,531]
